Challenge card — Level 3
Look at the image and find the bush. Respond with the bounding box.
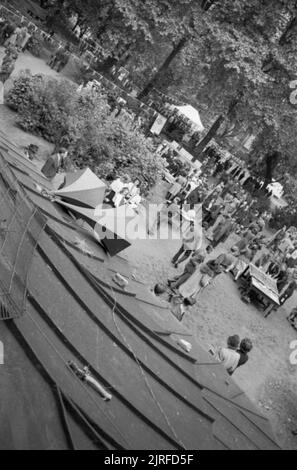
[6,71,165,192]
[7,71,77,143]
[269,207,297,230]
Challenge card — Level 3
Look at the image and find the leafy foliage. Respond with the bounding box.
[7,71,165,191]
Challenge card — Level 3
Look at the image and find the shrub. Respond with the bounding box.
[6,71,165,192]
[269,207,297,230]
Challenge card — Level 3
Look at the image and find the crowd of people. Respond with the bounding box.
[1,6,296,385]
[142,142,297,378]
[47,42,71,72]
[152,98,202,147]
[104,174,142,210]
[153,281,253,375]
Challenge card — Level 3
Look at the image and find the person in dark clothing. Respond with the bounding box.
[186,187,202,206]
[233,338,253,374]
[288,307,297,327]
[168,251,205,289]
[0,21,15,45]
[276,269,289,293]
[279,281,297,306]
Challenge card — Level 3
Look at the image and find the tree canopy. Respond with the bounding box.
[34,0,297,188]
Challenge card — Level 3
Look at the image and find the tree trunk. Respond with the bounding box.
[264,151,281,186]
[192,115,225,161]
[137,36,188,100]
[79,25,88,39]
[279,17,297,46]
[96,12,113,38]
[192,91,243,160]
[71,17,81,32]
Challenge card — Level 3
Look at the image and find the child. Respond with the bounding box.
[236,338,253,372]
[217,335,241,375]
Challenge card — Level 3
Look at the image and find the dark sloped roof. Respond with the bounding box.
[0,132,281,450]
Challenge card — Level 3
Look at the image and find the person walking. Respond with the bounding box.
[168,251,206,290]
[171,221,201,268]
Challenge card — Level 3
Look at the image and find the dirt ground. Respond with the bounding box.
[0,47,297,450]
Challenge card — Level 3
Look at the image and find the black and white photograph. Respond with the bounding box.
[0,0,296,453]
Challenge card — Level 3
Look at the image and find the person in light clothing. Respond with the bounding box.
[217,335,241,375]
[171,220,202,268]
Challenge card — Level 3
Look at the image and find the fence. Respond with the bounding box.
[0,148,47,320]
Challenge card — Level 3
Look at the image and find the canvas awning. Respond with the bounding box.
[172,105,204,132]
[54,168,106,209]
[55,201,139,256]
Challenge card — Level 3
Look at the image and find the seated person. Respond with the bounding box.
[104,174,130,205]
[267,261,281,278]
[153,283,196,321]
[170,295,196,322]
[127,193,142,210]
[204,259,224,276]
[215,249,239,273]
[112,187,130,207]
[127,178,142,199]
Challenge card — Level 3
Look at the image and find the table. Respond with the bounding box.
[242,264,280,317]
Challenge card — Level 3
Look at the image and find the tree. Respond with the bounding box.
[137,0,221,99]
[141,0,297,184]
[6,72,165,191]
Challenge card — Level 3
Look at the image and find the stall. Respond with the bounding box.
[171,105,204,132]
[240,264,280,317]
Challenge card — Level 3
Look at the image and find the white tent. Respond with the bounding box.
[54,168,106,209]
[172,105,204,132]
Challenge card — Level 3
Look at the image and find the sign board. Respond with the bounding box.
[169,141,202,169]
[150,114,167,135]
[249,264,280,305]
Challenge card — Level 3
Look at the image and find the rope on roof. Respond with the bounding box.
[0,154,47,320]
